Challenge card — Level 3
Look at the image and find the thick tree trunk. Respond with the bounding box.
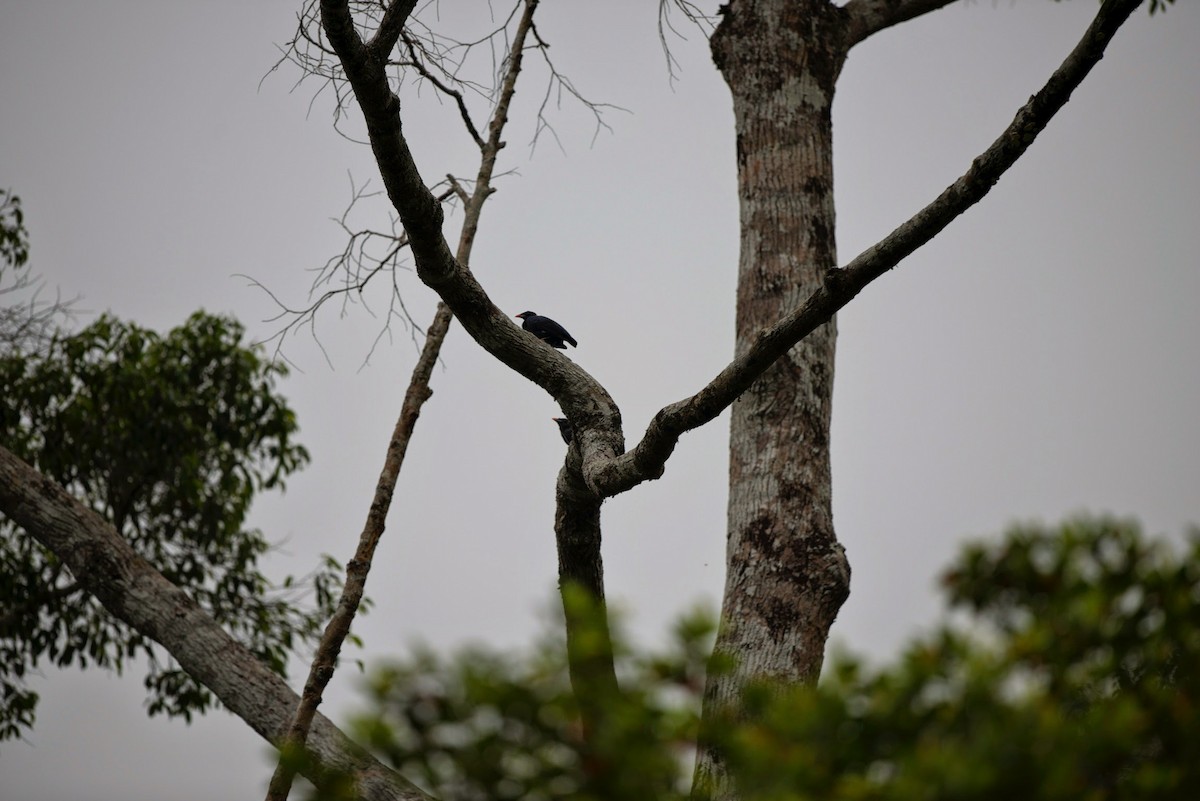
[695,1,851,795]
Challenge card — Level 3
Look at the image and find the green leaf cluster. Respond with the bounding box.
[0,189,29,270]
[340,598,715,801]
[340,518,1198,800]
[0,188,67,359]
[0,312,341,739]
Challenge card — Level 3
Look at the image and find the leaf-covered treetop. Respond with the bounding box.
[0,311,341,740]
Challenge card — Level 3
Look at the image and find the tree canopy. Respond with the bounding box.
[0,311,341,739]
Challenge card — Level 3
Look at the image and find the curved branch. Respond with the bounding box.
[319,0,626,481]
[590,0,1144,498]
[842,0,959,48]
[268,4,552,799]
[398,30,485,148]
[0,444,430,801]
[367,0,418,57]
[264,305,449,801]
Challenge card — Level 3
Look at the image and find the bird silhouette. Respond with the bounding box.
[552,417,573,444]
[516,311,577,349]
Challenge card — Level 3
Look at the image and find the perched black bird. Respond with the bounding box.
[552,417,573,444]
[516,311,577,349]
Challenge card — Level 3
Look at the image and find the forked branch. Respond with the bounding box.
[588,0,1144,498]
[842,0,959,48]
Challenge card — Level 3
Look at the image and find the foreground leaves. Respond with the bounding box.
[339,518,1197,800]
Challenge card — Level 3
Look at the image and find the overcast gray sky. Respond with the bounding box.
[2,1,1197,799]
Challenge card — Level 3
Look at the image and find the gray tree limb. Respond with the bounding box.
[0,1,1144,798]
[841,0,960,48]
[319,0,626,746]
[267,4,547,799]
[0,444,431,801]
[264,304,446,801]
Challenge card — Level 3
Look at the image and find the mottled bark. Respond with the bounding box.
[550,399,621,756]
[693,2,851,796]
[554,458,620,743]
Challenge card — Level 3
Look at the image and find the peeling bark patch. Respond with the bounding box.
[810,214,831,258]
[735,508,848,645]
[777,475,815,507]
[802,175,829,196]
[770,539,850,643]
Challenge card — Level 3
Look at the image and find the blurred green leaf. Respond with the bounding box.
[341,518,1198,801]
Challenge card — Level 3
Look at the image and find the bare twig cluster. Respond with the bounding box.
[264,3,544,800]
[657,0,719,82]
[258,0,615,362]
[244,175,467,368]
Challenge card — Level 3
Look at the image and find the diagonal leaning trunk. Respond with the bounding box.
[696,1,852,796]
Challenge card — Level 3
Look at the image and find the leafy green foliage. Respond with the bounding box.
[0,190,29,270]
[338,596,715,801]
[709,517,1200,800]
[340,518,1197,800]
[0,312,341,740]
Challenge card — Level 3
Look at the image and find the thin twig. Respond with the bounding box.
[264,3,541,799]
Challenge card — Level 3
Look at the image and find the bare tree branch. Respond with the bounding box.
[398,30,486,148]
[317,0,1140,504]
[657,0,719,82]
[263,307,445,801]
[526,20,624,152]
[367,0,418,57]
[266,3,548,798]
[318,0,627,481]
[266,1,620,357]
[588,0,1145,498]
[842,0,960,48]
[245,175,467,367]
[0,444,431,801]
[319,0,628,751]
